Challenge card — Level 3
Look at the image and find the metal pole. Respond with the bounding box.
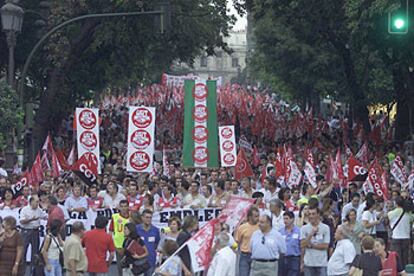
[6,31,16,89]
[18,10,163,107]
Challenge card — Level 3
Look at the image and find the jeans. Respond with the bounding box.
[239,252,252,276]
[116,249,124,276]
[143,266,155,276]
[390,238,411,268]
[304,266,327,276]
[279,256,300,276]
[44,259,63,276]
[21,228,40,274]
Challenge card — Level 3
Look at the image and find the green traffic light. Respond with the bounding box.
[394,18,406,29]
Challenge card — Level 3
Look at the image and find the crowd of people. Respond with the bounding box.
[0,83,413,276]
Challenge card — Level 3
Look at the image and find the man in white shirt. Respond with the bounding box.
[388,196,413,267]
[207,232,236,276]
[20,195,47,274]
[100,181,126,209]
[327,226,356,276]
[64,184,88,213]
[341,192,360,222]
[262,176,279,206]
[183,181,207,208]
[268,199,284,231]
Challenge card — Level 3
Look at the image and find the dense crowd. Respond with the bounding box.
[0,84,413,276]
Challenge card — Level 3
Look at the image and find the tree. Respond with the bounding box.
[0,0,237,162]
[239,0,413,139]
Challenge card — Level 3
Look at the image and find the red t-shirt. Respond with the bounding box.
[82,228,115,273]
[15,196,29,207]
[87,197,104,208]
[47,205,65,229]
[127,195,143,211]
[158,196,178,209]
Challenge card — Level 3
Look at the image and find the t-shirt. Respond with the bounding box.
[300,222,330,267]
[235,222,260,253]
[136,224,160,267]
[388,207,412,239]
[160,255,182,276]
[351,252,382,276]
[82,228,115,273]
[361,210,377,234]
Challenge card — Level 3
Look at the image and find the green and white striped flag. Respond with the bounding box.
[183,79,219,168]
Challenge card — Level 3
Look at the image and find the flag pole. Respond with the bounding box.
[153,240,190,275]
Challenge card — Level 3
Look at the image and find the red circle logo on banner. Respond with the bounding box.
[193,146,209,165]
[221,127,233,139]
[237,159,247,171]
[192,83,208,101]
[192,125,208,144]
[82,152,98,165]
[222,140,235,152]
[192,104,208,123]
[79,131,98,151]
[130,129,152,149]
[132,107,152,128]
[223,153,236,165]
[129,151,150,171]
[79,109,97,129]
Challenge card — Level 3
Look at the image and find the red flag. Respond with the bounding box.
[304,150,317,188]
[41,134,53,154]
[355,142,369,165]
[347,154,368,182]
[235,148,254,180]
[252,146,260,167]
[390,155,408,187]
[41,151,51,171]
[51,148,62,178]
[364,159,387,200]
[31,153,44,186]
[72,153,98,186]
[67,146,76,166]
[11,172,29,195]
[285,153,302,188]
[55,150,70,171]
[275,148,285,182]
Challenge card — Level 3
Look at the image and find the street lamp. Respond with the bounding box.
[1,0,24,89]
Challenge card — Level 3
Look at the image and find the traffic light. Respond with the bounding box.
[388,0,409,34]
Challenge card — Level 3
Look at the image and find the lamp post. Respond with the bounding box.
[1,0,24,89]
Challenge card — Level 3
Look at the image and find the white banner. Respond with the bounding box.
[76,108,100,172]
[219,125,237,167]
[127,106,156,173]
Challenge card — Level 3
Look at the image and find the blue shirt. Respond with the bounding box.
[279,226,301,256]
[250,229,286,260]
[136,224,160,266]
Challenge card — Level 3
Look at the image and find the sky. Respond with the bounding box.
[228,0,247,31]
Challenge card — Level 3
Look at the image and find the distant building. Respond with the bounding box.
[174,30,247,84]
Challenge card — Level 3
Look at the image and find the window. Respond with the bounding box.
[232,57,239,68]
[200,56,207,67]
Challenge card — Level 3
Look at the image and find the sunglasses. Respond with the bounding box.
[261,236,265,244]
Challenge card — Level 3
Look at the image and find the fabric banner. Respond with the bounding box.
[390,155,408,187]
[183,79,219,168]
[126,106,156,173]
[76,108,100,173]
[218,125,237,167]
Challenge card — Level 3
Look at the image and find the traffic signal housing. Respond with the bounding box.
[388,0,409,34]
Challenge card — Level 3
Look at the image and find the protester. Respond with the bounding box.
[300,205,330,276]
[47,195,66,233]
[374,238,406,276]
[64,184,88,213]
[207,232,236,276]
[109,199,130,276]
[341,209,364,254]
[158,216,181,261]
[20,195,47,274]
[82,216,115,276]
[268,198,285,230]
[136,209,160,276]
[120,222,149,276]
[177,215,199,275]
[63,221,88,276]
[349,236,382,276]
[388,196,412,268]
[0,216,24,276]
[327,226,356,276]
[279,211,301,276]
[182,181,206,208]
[41,219,64,276]
[250,214,286,275]
[235,206,260,276]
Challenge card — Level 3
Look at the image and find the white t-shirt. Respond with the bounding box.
[362,210,377,234]
[388,207,412,239]
[327,239,356,275]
